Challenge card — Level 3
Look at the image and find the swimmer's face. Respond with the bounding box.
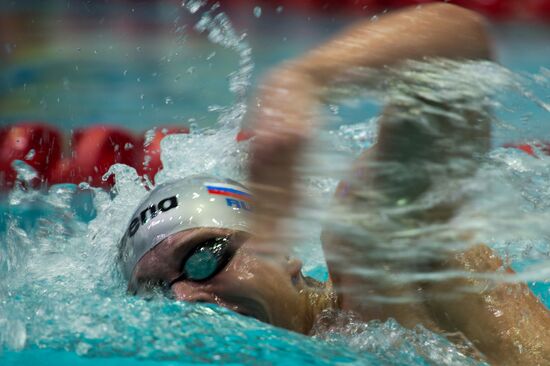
[131,228,314,333]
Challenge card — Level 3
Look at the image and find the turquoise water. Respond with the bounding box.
[1,2,550,365]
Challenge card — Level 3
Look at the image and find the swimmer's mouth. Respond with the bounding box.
[236,307,269,324]
[229,300,270,324]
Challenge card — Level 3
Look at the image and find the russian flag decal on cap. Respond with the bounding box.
[205,183,252,201]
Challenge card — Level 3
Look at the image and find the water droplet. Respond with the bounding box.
[165,97,173,105]
[143,155,152,167]
[185,0,206,14]
[276,6,284,13]
[206,51,216,60]
[24,149,35,161]
[328,104,339,115]
[253,6,262,18]
[208,105,223,112]
[143,129,156,147]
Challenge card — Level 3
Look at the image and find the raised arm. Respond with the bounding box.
[248,3,492,245]
[247,3,549,365]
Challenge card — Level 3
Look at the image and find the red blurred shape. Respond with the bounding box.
[338,0,380,14]
[504,142,550,157]
[448,0,515,19]
[511,143,536,156]
[137,126,190,182]
[49,126,139,189]
[525,0,550,20]
[374,0,517,19]
[235,129,255,142]
[382,0,437,9]
[0,122,62,189]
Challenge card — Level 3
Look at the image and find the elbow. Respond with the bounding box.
[422,3,494,60]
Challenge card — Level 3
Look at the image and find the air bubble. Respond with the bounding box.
[253,6,262,18]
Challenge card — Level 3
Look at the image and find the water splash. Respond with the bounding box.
[188,0,254,129]
[312,311,485,365]
[1,13,549,366]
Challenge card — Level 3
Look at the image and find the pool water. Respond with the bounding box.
[1,1,550,365]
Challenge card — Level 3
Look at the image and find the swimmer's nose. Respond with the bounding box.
[170,281,216,304]
[286,258,303,278]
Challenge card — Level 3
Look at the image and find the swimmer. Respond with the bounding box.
[119,4,550,365]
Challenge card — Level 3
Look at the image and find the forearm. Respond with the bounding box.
[426,245,550,365]
[290,3,494,184]
[292,3,493,90]
[303,5,495,204]
[253,3,493,130]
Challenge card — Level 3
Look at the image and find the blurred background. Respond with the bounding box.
[1,0,549,188]
[2,0,549,130]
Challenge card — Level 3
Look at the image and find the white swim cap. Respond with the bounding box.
[118,175,253,280]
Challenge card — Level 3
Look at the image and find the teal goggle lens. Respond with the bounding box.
[172,237,233,284]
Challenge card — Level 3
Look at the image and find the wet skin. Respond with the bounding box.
[131,227,329,334]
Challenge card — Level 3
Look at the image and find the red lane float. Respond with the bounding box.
[137,126,190,183]
[350,0,381,12]
[448,0,516,19]
[505,142,550,157]
[0,122,62,189]
[526,0,550,20]
[382,0,437,9]
[48,126,140,189]
[2,121,548,191]
[376,0,515,19]
[235,129,254,142]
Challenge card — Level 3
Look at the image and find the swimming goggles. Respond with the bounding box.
[168,235,238,286]
[118,175,253,281]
